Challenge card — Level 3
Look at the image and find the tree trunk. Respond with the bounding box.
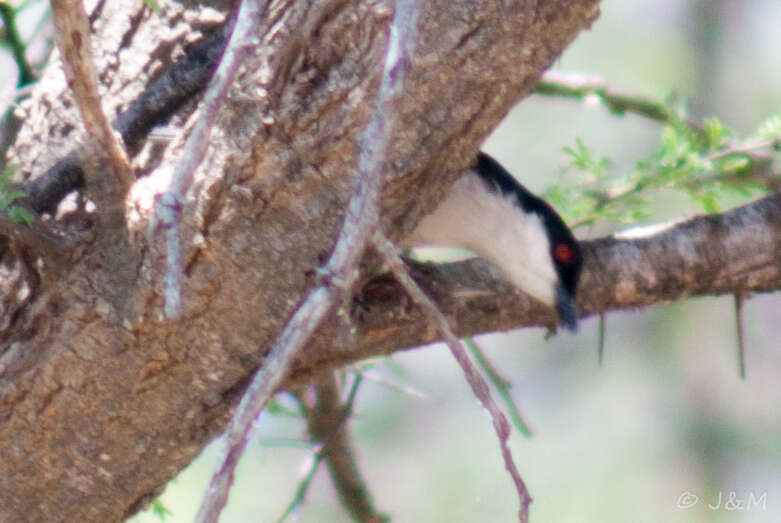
[0,0,600,520]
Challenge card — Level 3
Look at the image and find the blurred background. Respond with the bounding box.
[3,0,781,521]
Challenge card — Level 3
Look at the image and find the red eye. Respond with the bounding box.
[554,244,574,264]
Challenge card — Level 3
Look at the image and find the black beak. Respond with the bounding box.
[555,285,579,331]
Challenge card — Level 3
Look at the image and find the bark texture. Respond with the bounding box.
[291,191,781,386]
[0,0,600,521]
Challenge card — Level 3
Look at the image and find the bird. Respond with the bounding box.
[405,152,583,330]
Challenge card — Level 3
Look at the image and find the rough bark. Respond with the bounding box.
[0,0,601,521]
[291,191,781,385]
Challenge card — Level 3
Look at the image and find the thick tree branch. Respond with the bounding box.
[3,1,776,518]
[2,0,776,517]
[1,1,601,521]
[194,1,417,519]
[289,191,781,385]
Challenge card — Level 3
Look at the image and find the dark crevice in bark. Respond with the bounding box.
[25,22,230,213]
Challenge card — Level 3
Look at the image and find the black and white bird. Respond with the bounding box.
[406,152,583,330]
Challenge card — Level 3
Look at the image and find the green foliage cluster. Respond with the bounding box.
[0,166,32,224]
[150,499,172,521]
[0,0,50,87]
[544,108,781,229]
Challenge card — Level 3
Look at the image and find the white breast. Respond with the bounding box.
[405,171,558,307]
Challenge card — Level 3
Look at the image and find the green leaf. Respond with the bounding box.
[266,396,306,418]
[546,90,775,230]
[757,114,781,139]
[151,499,172,520]
[7,206,33,225]
[703,117,731,149]
[0,165,34,225]
[695,190,720,213]
[716,156,750,173]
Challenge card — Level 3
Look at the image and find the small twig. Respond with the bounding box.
[685,167,781,192]
[193,3,419,521]
[151,0,259,318]
[265,395,308,419]
[707,139,779,161]
[0,3,36,86]
[464,337,533,438]
[696,140,781,190]
[306,374,385,522]
[734,294,746,380]
[341,372,364,419]
[276,448,324,523]
[277,374,367,523]
[372,231,532,523]
[535,72,705,140]
[258,438,314,448]
[356,368,426,399]
[50,0,133,190]
[538,73,781,200]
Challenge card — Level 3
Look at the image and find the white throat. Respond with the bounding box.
[405,171,558,307]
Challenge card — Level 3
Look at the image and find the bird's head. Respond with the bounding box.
[471,153,583,330]
[406,152,583,330]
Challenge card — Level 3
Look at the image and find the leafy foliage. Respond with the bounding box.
[150,499,172,520]
[758,114,781,140]
[543,97,780,228]
[0,166,33,225]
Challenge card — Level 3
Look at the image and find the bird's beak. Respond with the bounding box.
[555,285,579,331]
